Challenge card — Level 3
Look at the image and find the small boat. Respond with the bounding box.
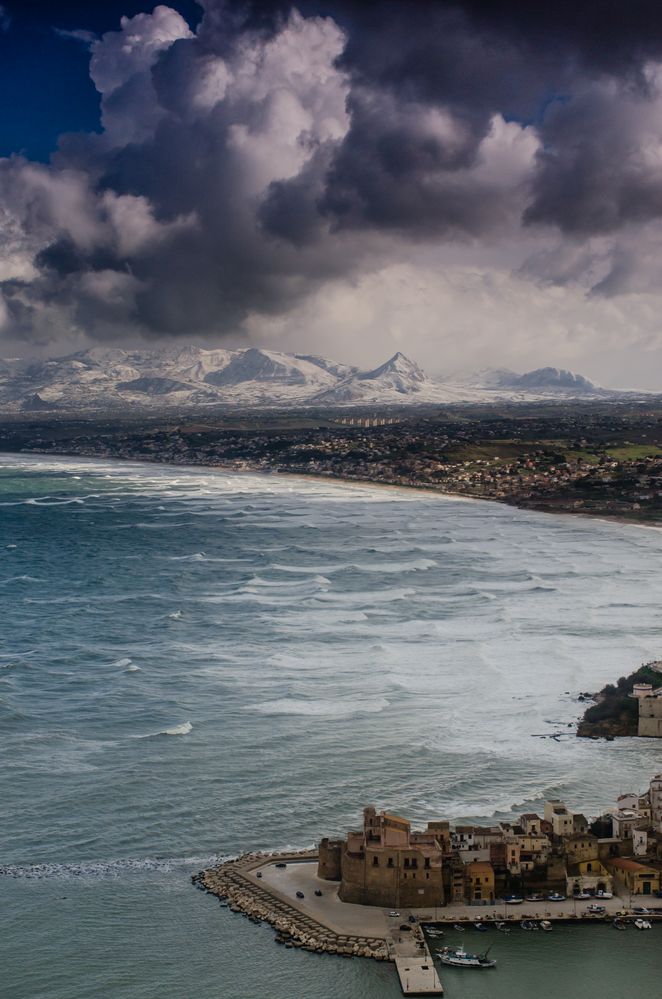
[540,921,553,932]
[547,893,565,902]
[453,923,465,931]
[520,920,539,931]
[495,921,511,933]
[612,919,628,930]
[502,895,523,904]
[634,919,652,930]
[437,946,496,969]
[574,891,591,900]
[473,922,487,932]
[525,893,544,902]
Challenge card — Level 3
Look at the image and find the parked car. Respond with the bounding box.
[296,891,305,899]
[314,889,322,897]
[388,910,401,918]
[399,924,412,932]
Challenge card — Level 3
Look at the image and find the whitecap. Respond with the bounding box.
[168,610,183,620]
[109,657,133,669]
[155,721,192,736]
[244,697,389,719]
[125,664,141,672]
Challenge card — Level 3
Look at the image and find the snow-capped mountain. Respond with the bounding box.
[0,346,627,412]
[439,366,611,399]
[311,352,450,404]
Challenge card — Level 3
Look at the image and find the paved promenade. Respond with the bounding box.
[250,858,646,927]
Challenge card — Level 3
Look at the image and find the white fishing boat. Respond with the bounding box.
[634,919,652,930]
[540,920,553,932]
[437,946,496,969]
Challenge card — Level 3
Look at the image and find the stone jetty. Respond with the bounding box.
[193,850,392,962]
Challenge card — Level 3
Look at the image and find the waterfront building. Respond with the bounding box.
[465,860,495,902]
[638,689,662,737]
[566,859,613,897]
[606,858,661,896]
[319,806,445,908]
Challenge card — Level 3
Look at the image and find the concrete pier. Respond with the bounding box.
[394,956,443,996]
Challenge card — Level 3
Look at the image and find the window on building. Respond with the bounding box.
[426,873,429,880]
[424,858,430,869]
[387,857,393,868]
[372,856,379,867]
[411,858,418,869]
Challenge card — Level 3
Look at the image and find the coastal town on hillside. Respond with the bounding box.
[318,776,662,909]
[197,775,662,994]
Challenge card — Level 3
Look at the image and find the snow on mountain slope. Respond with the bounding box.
[441,366,611,398]
[0,345,627,411]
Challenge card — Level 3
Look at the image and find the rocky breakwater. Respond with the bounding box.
[192,851,391,962]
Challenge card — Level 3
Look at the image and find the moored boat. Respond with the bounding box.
[634,919,652,930]
[612,918,628,930]
[495,921,511,933]
[540,920,552,931]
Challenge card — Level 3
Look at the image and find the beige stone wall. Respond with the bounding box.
[339,847,443,908]
[318,838,342,881]
[639,697,662,737]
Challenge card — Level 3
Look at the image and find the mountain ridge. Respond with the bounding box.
[0,346,634,412]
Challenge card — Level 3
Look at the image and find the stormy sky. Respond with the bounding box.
[2,1,662,386]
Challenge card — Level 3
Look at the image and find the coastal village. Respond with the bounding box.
[196,774,662,996]
[7,404,662,522]
[318,776,662,908]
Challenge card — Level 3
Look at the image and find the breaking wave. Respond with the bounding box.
[244,697,389,719]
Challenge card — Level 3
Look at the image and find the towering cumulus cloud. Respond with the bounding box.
[3,0,662,382]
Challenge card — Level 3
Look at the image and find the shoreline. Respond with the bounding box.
[3,448,662,532]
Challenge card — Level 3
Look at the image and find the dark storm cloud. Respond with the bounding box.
[4,0,662,347]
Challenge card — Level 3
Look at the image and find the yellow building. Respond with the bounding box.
[606,858,661,895]
[465,860,495,902]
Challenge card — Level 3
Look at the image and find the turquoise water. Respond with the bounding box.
[1,455,660,998]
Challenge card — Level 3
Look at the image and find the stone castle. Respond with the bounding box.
[318,775,662,908]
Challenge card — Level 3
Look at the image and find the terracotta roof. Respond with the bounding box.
[608,858,658,873]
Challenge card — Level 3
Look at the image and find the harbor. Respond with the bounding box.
[194,850,660,996]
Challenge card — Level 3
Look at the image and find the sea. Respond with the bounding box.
[1,453,660,999]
